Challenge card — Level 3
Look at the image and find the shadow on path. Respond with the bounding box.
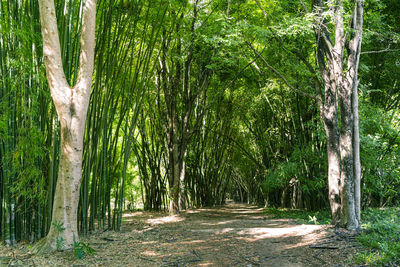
[0,202,359,266]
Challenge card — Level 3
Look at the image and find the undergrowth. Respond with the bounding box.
[355,207,400,266]
[73,241,96,259]
[264,207,331,225]
[265,206,400,266]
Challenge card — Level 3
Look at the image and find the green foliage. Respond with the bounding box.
[356,208,400,266]
[1,0,400,251]
[261,142,328,209]
[52,220,66,251]
[8,126,47,204]
[263,161,298,191]
[359,100,400,207]
[73,242,96,259]
[265,207,331,225]
[273,14,314,38]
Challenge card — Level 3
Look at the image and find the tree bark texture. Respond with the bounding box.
[313,0,363,229]
[314,0,342,224]
[343,0,363,228]
[36,0,96,252]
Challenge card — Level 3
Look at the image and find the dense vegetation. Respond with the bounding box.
[0,0,399,264]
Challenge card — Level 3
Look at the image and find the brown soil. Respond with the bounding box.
[0,202,361,266]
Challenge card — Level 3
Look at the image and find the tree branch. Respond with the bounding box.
[76,0,97,96]
[39,0,71,108]
[361,48,400,55]
[247,42,317,100]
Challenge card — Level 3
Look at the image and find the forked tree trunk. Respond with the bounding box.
[35,0,96,253]
[313,0,363,229]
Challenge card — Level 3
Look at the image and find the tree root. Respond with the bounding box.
[31,238,52,255]
[31,236,72,255]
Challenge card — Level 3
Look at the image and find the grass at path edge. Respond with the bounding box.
[264,206,400,266]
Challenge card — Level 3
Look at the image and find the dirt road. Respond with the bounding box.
[0,203,359,266]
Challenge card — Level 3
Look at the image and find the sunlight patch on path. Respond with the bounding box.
[233,208,265,214]
[122,211,144,218]
[236,224,323,241]
[189,224,326,243]
[201,220,238,226]
[146,215,185,225]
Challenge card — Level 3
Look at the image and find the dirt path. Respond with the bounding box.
[1,203,359,266]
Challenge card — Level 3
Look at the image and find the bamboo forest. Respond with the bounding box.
[0,0,399,266]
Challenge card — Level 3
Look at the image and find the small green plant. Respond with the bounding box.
[73,242,96,259]
[308,215,318,224]
[265,208,331,225]
[355,208,400,266]
[52,220,66,251]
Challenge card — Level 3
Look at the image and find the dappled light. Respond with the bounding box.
[0,203,367,266]
[122,211,144,218]
[185,210,201,214]
[2,0,399,265]
[142,250,159,257]
[89,203,356,266]
[146,215,185,225]
[236,225,324,239]
[201,220,237,226]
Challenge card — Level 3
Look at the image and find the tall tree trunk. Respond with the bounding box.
[353,80,361,225]
[35,0,96,253]
[313,0,363,229]
[314,23,342,224]
[168,125,180,214]
[338,0,363,230]
[353,2,363,225]
[339,80,357,229]
[321,83,341,224]
[179,153,187,210]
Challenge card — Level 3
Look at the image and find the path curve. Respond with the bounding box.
[0,202,358,266]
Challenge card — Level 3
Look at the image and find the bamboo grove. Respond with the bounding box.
[1,0,400,245]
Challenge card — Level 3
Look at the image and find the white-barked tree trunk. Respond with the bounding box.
[35,0,97,253]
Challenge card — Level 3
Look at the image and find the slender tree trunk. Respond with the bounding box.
[179,155,187,210]
[168,127,180,214]
[35,0,96,253]
[354,3,363,225]
[353,79,361,224]
[336,0,363,230]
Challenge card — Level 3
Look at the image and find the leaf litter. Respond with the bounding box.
[0,202,361,266]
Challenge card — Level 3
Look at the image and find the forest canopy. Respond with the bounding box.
[0,0,399,263]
